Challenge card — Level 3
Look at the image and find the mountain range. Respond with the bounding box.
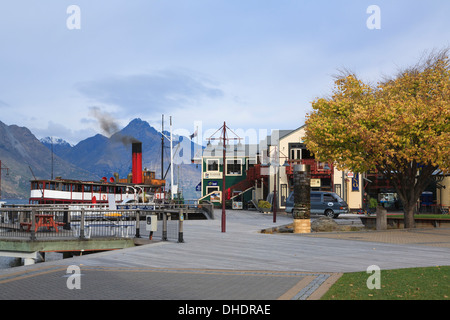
[0,118,201,200]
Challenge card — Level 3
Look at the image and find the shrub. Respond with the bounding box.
[369,198,378,209]
[258,200,271,209]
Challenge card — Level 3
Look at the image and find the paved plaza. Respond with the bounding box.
[0,210,449,301]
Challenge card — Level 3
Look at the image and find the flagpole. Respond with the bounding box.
[170,116,174,200]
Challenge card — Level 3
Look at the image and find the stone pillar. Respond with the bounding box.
[376,205,387,230]
[293,164,311,233]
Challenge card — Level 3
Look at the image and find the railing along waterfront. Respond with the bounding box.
[0,204,185,242]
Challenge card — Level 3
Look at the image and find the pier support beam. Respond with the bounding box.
[0,251,40,265]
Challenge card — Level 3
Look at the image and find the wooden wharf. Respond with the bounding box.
[0,203,212,265]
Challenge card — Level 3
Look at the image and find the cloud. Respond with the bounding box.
[31,121,98,145]
[75,69,224,116]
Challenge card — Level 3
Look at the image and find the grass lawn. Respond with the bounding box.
[322,266,449,300]
[387,214,450,219]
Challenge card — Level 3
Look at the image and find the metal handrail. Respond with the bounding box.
[0,205,183,241]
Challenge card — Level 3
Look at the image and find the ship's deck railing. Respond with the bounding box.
[0,205,187,242]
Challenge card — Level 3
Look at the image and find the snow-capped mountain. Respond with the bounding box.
[40,136,74,147]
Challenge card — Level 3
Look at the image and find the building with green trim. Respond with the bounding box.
[199,143,259,208]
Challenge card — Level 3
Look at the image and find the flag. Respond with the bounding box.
[190,128,198,140]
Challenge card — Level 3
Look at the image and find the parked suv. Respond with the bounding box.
[285,191,348,218]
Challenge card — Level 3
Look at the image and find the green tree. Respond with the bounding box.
[304,49,450,228]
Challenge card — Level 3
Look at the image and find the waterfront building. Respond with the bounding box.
[199,125,449,213]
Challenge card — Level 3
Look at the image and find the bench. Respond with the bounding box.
[20,221,65,232]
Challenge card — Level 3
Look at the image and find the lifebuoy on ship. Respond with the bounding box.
[102,194,107,201]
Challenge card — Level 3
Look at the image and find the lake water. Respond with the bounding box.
[0,199,28,205]
[0,253,64,269]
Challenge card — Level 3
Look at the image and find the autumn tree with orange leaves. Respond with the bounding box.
[305,49,450,228]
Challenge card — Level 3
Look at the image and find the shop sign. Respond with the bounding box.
[310,179,321,187]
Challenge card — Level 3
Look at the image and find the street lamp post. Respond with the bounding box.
[222,122,226,233]
[269,145,290,224]
[273,167,277,223]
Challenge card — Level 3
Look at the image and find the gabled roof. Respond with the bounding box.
[263,125,306,146]
[202,143,259,158]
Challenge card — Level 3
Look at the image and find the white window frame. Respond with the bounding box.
[290,148,302,160]
[206,186,219,194]
[206,159,220,172]
[226,158,242,176]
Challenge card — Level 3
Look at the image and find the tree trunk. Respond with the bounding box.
[394,187,417,229]
[379,162,436,229]
[403,203,416,229]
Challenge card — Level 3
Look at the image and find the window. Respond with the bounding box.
[207,159,219,172]
[281,184,288,206]
[290,148,302,160]
[226,159,242,175]
[323,193,337,202]
[289,143,314,160]
[302,148,314,159]
[45,182,56,190]
[116,186,125,194]
[311,194,321,202]
[206,186,219,194]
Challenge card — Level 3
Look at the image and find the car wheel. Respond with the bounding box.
[324,209,336,218]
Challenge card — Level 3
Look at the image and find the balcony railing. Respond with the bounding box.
[284,159,333,176]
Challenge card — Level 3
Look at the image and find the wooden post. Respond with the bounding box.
[135,210,140,238]
[80,208,85,239]
[162,211,168,241]
[30,208,36,241]
[63,208,70,230]
[178,208,184,243]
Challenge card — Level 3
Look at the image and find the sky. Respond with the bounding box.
[0,0,449,146]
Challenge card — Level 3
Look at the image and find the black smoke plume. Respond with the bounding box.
[89,107,140,145]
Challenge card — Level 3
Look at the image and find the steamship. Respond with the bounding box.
[29,142,165,205]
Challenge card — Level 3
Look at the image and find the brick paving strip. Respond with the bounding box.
[0,265,67,284]
[0,264,341,300]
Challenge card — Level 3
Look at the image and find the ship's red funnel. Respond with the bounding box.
[132,142,143,184]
